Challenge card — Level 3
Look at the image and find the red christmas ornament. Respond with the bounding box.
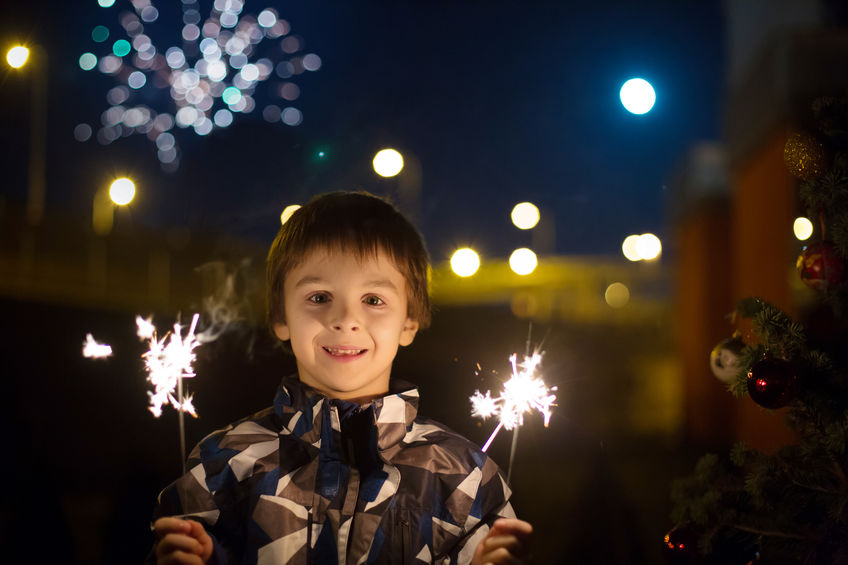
[796,241,845,291]
[747,357,798,409]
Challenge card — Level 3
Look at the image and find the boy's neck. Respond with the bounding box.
[332,391,387,406]
[299,379,390,406]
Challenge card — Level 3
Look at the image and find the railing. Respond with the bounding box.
[1,206,670,324]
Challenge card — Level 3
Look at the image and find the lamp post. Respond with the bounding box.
[6,44,48,226]
[93,177,136,236]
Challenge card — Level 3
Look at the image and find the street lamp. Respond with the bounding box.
[6,43,47,226]
[6,45,29,68]
[93,177,136,235]
[450,248,480,277]
[622,233,662,261]
[511,202,540,230]
[109,177,136,205]
[509,248,538,275]
[373,148,404,177]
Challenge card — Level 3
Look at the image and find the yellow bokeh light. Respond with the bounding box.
[635,233,662,261]
[510,202,540,230]
[509,248,538,275]
[605,282,630,308]
[280,204,301,225]
[109,177,135,205]
[372,148,404,177]
[450,248,480,277]
[793,216,813,241]
[6,45,30,68]
[622,234,641,261]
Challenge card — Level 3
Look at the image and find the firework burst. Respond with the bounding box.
[76,0,321,170]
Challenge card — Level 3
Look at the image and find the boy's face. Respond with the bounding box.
[273,248,419,401]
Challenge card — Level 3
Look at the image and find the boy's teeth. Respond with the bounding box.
[325,347,364,356]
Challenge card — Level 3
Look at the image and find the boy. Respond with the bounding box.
[150,192,532,564]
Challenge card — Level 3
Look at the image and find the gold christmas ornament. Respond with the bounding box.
[783,131,827,180]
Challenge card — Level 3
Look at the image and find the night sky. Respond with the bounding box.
[1,0,724,260]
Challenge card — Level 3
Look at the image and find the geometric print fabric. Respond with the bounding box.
[149,376,515,564]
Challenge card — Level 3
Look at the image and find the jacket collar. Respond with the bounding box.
[272,375,419,453]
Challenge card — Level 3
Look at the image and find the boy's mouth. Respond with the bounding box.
[323,346,367,357]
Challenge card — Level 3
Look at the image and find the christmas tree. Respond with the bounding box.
[667,97,848,564]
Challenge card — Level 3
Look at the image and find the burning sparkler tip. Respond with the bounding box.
[470,351,557,452]
[136,315,155,340]
[82,333,113,359]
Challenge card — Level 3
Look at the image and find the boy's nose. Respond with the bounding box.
[330,303,360,332]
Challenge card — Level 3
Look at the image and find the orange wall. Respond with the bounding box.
[676,198,736,446]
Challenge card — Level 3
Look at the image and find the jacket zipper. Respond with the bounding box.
[400,519,411,562]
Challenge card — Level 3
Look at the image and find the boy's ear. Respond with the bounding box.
[273,322,290,342]
[399,318,419,347]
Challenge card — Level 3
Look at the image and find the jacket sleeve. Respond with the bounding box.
[146,431,242,565]
[450,455,517,565]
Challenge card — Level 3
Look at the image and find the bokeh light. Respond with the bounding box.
[450,248,480,277]
[74,124,93,142]
[112,39,131,57]
[98,0,116,7]
[127,71,146,89]
[509,248,538,275]
[79,52,97,71]
[511,202,540,230]
[281,107,302,126]
[793,217,813,241]
[302,54,322,71]
[213,109,234,127]
[605,282,630,308]
[373,148,404,177]
[623,233,662,261]
[622,235,642,261]
[635,233,662,261]
[109,178,136,206]
[222,86,242,105]
[6,46,29,68]
[92,26,110,43]
[79,2,319,170]
[280,204,301,225]
[620,78,656,115]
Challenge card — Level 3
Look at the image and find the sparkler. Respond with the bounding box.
[470,352,557,452]
[137,313,202,473]
[138,313,201,419]
[78,0,321,170]
[82,333,113,358]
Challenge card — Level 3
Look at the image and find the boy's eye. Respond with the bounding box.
[364,295,384,306]
[308,293,329,304]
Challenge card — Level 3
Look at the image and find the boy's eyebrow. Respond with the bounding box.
[364,279,399,291]
[293,276,399,292]
[293,275,325,288]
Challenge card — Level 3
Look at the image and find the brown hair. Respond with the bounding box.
[266,191,431,332]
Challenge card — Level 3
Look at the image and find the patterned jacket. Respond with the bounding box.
[149,376,515,564]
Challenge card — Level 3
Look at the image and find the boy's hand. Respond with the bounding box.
[153,517,213,565]
[472,518,533,565]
